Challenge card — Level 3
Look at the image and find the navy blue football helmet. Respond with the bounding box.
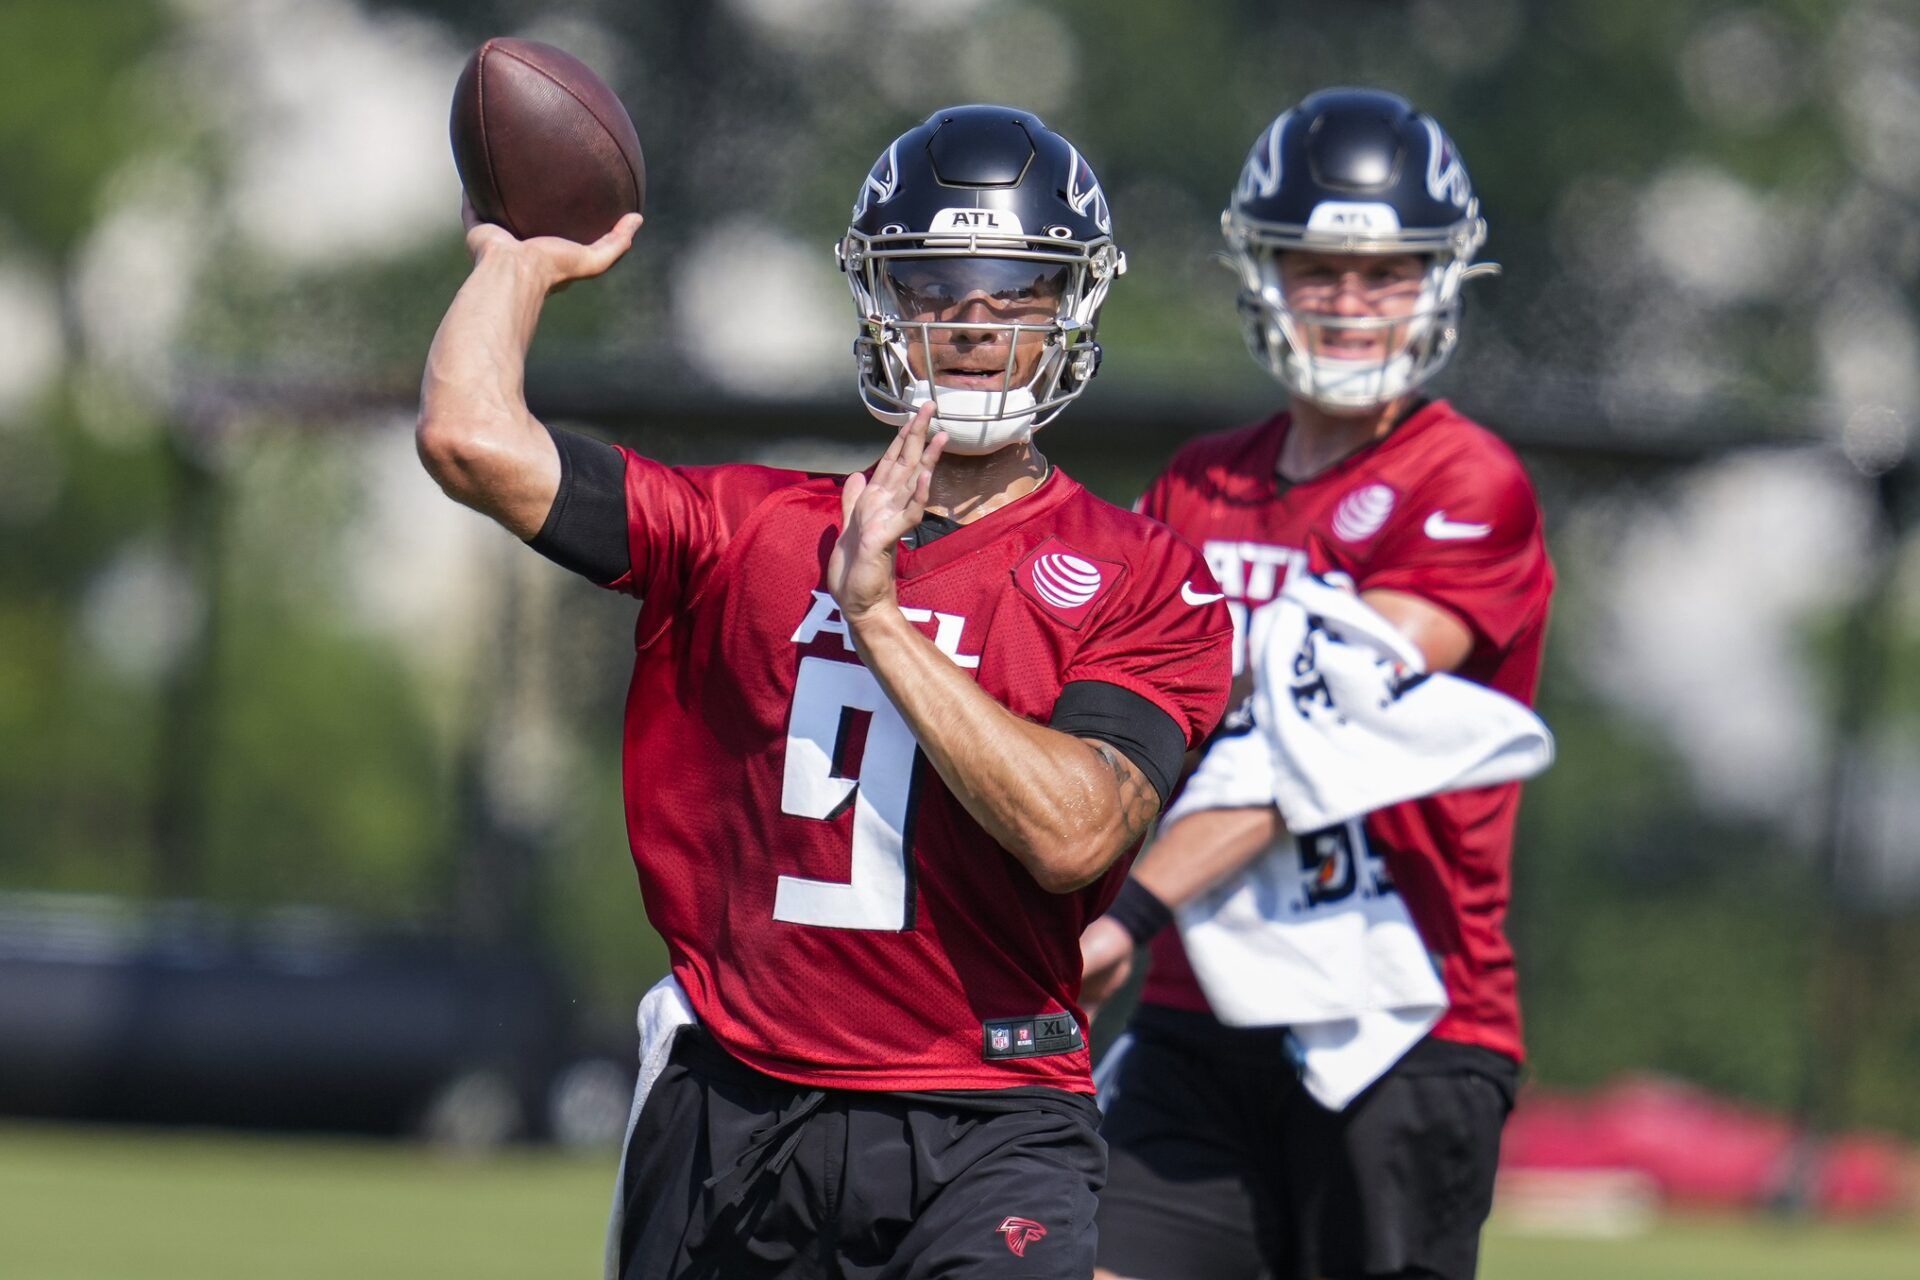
[838,105,1124,453]
[1223,88,1497,410]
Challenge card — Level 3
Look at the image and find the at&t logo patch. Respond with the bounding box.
[1014,537,1122,629]
[1032,553,1101,608]
[1330,483,1396,542]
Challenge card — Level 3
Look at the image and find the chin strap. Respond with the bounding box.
[1290,350,1420,411]
[906,381,1041,455]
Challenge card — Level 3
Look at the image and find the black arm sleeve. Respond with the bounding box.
[527,424,630,586]
[1048,680,1187,809]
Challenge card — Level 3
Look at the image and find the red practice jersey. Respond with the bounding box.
[606,455,1233,1092]
[1136,401,1553,1062]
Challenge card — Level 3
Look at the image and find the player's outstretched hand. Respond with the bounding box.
[830,404,947,623]
[462,196,642,292]
[1079,915,1135,1020]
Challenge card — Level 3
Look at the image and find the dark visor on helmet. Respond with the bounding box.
[880,257,1072,321]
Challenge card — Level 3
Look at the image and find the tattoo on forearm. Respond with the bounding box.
[1090,741,1162,847]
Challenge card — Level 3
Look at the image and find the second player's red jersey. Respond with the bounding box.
[1136,400,1553,1062]
[606,455,1232,1093]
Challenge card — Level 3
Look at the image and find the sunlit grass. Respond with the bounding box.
[1483,1211,1920,1280]
[2,1121,1914,1280]
[0,1121,612,1280]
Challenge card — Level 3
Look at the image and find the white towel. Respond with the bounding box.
[1170,814,1446,1109]
[1168,575,1553,1109]
[605,974,700,1280]
[1247,573,1554,832]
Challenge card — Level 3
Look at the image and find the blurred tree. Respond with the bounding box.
[4,0,1920,1139]
[0,0,171,261]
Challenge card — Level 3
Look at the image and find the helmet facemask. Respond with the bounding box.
[841,228,1122,454]
[1222,203,1494,413]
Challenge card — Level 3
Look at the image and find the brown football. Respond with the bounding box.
[450,37,645,244]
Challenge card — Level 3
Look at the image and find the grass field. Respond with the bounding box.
[3,1121,1915,1279]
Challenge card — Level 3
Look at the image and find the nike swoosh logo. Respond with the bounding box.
[1425,511,1492,541]
[1181,581,1227,605]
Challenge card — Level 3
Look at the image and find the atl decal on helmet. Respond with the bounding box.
[1331,483,1396,542]
[928,207,1024,238]
[1030,553,1104,609]
[1305,201,1400,234]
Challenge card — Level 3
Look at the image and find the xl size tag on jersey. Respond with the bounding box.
[1013,537,1123,631]
[982,1013,1084,1060]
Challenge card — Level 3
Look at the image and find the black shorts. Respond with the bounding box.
[1094,1006,1517,1280]
[614,1026,1106,1279]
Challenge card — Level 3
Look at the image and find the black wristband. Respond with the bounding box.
[1106,878,1174,946]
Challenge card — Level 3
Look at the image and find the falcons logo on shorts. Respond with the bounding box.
[997,1216,1048,1257]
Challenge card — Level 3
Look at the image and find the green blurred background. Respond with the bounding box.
[3,0,1920,1270]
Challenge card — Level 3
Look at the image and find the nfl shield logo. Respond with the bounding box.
[990,1027,1011,1052]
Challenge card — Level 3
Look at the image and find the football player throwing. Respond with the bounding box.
[418,105,1233,1280]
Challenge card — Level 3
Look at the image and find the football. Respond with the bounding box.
[450,37,646,244]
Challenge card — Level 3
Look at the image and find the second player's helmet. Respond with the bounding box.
[1222,88,1498,411]
[839,105,1125,454]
